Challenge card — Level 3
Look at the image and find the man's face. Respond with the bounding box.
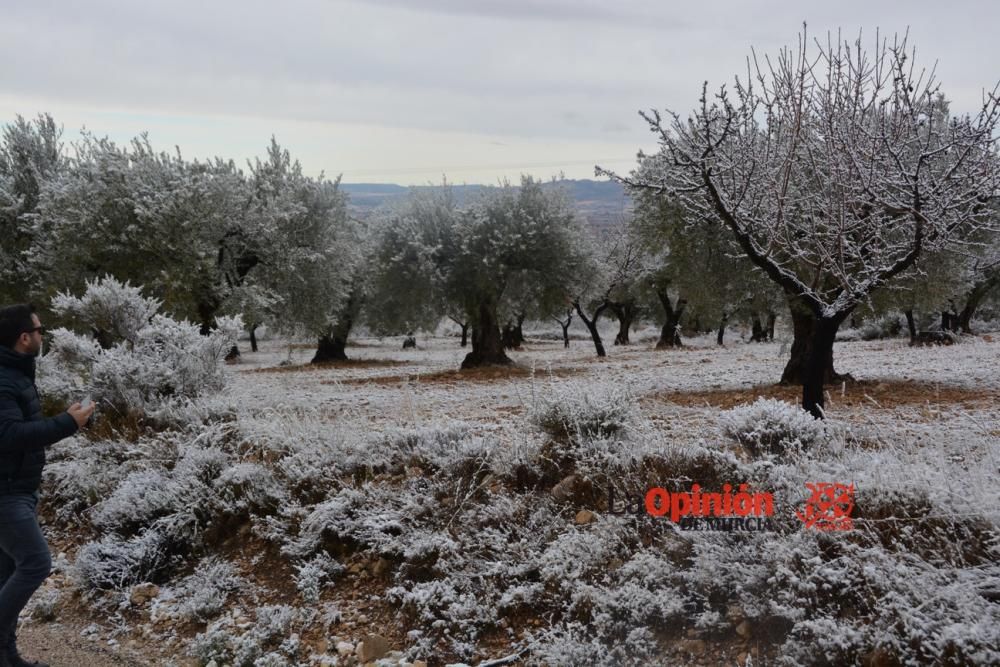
[20,314,43,357]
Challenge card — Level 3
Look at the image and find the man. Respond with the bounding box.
[0,304,93,667]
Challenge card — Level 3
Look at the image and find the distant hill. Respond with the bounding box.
[340,179,631,231]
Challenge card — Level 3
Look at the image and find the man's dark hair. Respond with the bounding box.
[0,303,37,348]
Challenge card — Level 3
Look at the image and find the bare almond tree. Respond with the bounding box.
[602,28,1000,417]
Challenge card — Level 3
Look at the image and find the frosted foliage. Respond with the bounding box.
[720,398,827,456]
[607,30,1000,318]
[166,557,244,622]
[39,276,241,413]
[189,605,301,667]
[531,383,638,441]
[51,276,160,344]
[74,527,176,590]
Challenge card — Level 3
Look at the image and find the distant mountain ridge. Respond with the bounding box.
[340,179,631,231]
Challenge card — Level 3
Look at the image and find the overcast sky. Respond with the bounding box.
[2,0,997,184]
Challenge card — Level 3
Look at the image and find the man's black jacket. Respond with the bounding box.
[0,345,78,494]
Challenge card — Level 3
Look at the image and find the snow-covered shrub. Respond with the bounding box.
[293,553,343,603]
[74,526,181,590]
[212,462,286,517]
[51,276,161,344]
[165,557,244,622]
[283,482,439,559]
[859,313,905,340]
[720,398,826,457]
[90,468,181,534]
[42,438,135,518]
[39,276,241,418]
[190,605,301,667]
[531,384,638,443]
[525,622,658,666]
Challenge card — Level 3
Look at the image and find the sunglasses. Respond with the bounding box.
[24,326,46,335]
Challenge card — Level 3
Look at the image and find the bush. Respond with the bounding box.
[720,398,826,457]
[39,276,241,419]
[531,384,638,443]
[74,526,181,590]
[165,557,244,622]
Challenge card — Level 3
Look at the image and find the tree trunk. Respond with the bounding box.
[461,301,512,368]
[449,316,470,347]
[197,299,218,337]
[717,315,727,346]
[502,322,517,350]
[780,294,849,385]
[312,334,347,363]
[750,314,766,342]
[513,312,526,347]
[249,324,259,353]
[904,309,917,344]
[554,310,572,348]
[610,302,635,345]
[573,300,609,357]
[957,274,999,334]
[766,311,776,341]
[312,291,360,364]
[655,291,685,348]
[802,317,843,419]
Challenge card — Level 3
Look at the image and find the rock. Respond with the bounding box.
[412,662,428,667]
[356,634,391,662]
[735,620,752,638]
[336,641,355,656]
[129,582,160,605]
[550,474,579,502]
[575,509,596,525]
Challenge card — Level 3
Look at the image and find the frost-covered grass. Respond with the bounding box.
[37,321,1000,666]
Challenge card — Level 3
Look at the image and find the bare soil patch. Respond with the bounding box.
[332,363,581,386]
[650,379,996,410]
[248,358,409,374]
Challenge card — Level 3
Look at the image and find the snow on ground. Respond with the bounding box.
[228,324,1000,537]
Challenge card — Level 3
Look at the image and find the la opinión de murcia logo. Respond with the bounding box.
[609,483,777,532]
[795,482,855,531]
[605,481,855,532]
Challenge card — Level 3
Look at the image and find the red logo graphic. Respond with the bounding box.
[796,483,855,531]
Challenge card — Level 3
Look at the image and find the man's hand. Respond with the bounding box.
[67,402,96,429]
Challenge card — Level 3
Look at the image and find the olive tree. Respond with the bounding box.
[371,176,592,368]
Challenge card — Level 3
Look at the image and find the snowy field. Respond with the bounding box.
[32,321,1000,666]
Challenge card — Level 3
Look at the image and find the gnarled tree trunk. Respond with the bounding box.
[780,294,850,386]
[462,300,511,368]
[802,316,846,418]
[609,301,636,345]
[958,273,999,334]
[312,334,347,363]
[904,309,917,344]
[655,291,686,348]
[574,300,610,357]
[249,324,259,353]
[312,290,360,363]
[554,310,572,348]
